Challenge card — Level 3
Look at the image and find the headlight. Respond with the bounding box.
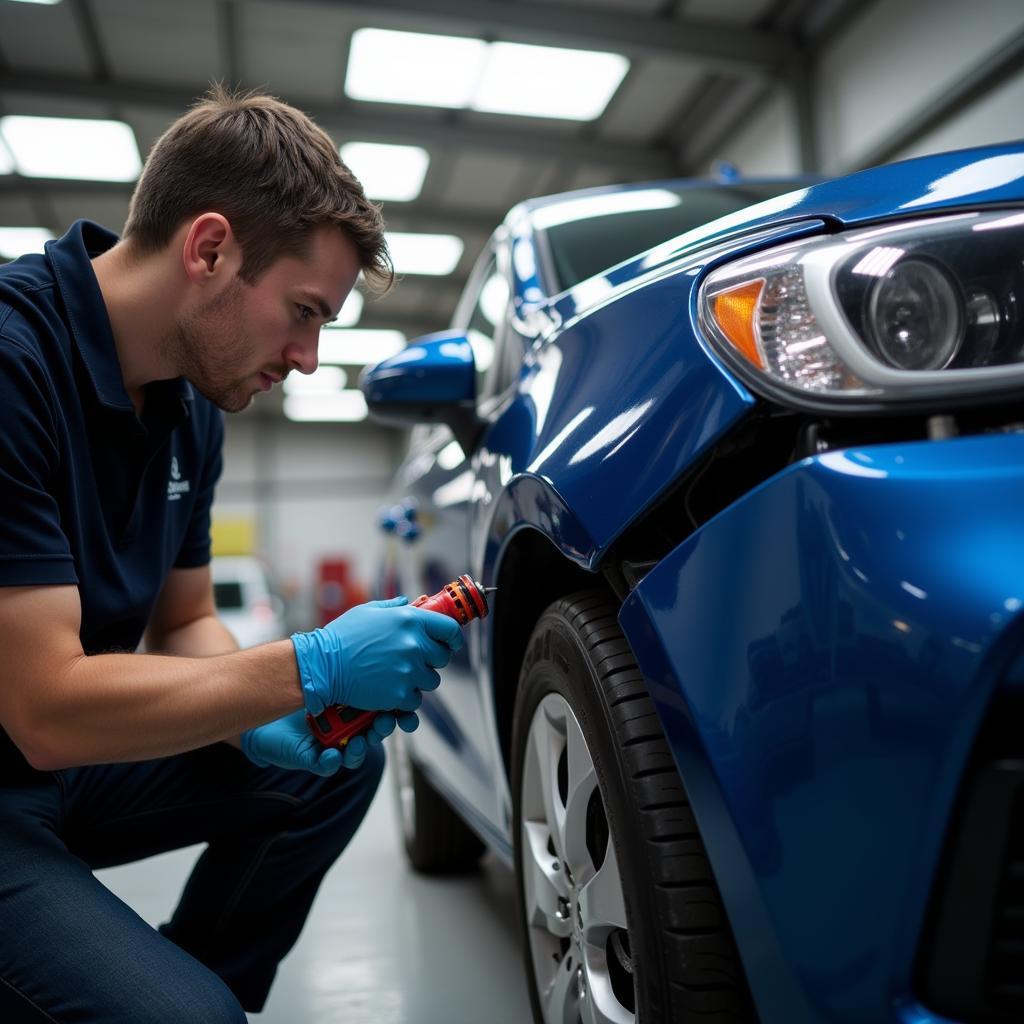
[699,210,1024,407]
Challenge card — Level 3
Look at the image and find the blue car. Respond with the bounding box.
[363,141,1024,1024]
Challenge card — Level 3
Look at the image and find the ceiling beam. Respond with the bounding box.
[235,0,796,74]
[0,72,677,176]
[0,177,502,234]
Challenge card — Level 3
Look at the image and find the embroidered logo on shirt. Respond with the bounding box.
[167,456,191,501]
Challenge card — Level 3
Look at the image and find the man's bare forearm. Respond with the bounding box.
[29,640,303,770]
[150,612,240,658]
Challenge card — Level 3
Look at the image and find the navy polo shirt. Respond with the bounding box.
[0,220,224,657]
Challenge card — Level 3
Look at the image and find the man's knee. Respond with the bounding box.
[138,967,247,1024]
[315,739,385,826]
[358,739,386,790]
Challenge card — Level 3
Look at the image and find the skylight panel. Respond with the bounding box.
[0,227,54,258]
[0,115,142,181]
[337,289,364,328]
[284,391,369,422]
[345,28,487,109]
[345,29,629,122]
[340,142,430,202]
[386,232,464,276]
[282,366,349,396]
[318,328,406,365]
[473,42,629,120]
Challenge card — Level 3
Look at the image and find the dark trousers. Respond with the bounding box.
[0,740,385,1022]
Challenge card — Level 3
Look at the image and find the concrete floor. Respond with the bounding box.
[96,762,532,1024]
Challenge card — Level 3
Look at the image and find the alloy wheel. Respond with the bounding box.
[520,693,635,1024]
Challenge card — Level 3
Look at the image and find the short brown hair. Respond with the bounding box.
[123,85,393,291]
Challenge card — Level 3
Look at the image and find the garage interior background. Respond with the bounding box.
[0,0,1020,627]
[0,1,1022,1021]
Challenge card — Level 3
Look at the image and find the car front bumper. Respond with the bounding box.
[619,431,1024,1024]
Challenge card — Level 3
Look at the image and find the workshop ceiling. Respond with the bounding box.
[0,0,859,420]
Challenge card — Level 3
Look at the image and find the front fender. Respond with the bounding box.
[515,221,825,567]
[618,432,1024,1024]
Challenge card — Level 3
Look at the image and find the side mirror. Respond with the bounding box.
[361,330,482,452]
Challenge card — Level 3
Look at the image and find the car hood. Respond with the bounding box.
[560,141,1024,307]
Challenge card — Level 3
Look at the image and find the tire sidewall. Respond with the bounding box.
[511,605,664,1023]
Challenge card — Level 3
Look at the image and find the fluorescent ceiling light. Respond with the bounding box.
[345,29,628,122]
[318,328,406,365]
[0,140,14,175]
[337,289,364,327]
[532,188,681,231]
[283,366,348,396]
[0,227,54,258]
[5,1,62,5]
[0,115,142,181]
[284,391,368,423]
[340,142,430,202]
[345,28,487,109]
[387,232,463,276]
[474,42,629,120]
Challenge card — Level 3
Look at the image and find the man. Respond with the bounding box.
[0,88,462,1022]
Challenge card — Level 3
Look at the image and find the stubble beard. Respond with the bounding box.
[162,280,262,414]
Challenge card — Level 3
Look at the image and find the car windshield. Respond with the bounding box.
[540,181,806,292]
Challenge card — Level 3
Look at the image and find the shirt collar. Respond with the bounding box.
[45,219,193,418]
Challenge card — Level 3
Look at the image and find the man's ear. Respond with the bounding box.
[181,213,240,285]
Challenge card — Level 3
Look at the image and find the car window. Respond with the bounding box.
[542,182,806,292]
[465,256,511,398]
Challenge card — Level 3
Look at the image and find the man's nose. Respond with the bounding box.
[284,341,318,375]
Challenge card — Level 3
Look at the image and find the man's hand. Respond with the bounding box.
[291,596,464,716]
[241,708,409,774]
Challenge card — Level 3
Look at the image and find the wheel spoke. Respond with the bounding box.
[525,700,569,867]
[522,820,572,939]
[579,958,635,1024]
[541,955,579,1024]
[561,711,599,883]
[580,841,628,937]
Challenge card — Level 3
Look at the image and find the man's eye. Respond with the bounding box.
[297,304,316,322]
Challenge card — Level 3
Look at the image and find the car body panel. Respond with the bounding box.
[372,139,1024,1023]
[619,432,1024,1024]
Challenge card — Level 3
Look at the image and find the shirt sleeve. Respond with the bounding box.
[0,338,77,586]
[173,405,224,569]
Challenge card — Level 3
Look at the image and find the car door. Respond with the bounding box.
[388,240,517,832]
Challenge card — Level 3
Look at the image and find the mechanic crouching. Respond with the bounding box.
[0,87,463,1022]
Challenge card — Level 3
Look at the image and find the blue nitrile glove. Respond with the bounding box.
[241,708,398,773]
[291,596,464,716]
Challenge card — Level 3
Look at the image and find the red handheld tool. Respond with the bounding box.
[307,574,492,749]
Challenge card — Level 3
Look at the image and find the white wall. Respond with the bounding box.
[715,0,1024,176]
[713,87,802,177]
[213,416,406,629]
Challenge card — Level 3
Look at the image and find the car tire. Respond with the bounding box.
[511,591,754,1023]
[390,728,486,874]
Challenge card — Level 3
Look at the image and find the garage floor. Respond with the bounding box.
[96,762,532,1023]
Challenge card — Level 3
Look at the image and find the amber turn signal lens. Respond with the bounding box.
[711,279,766,370]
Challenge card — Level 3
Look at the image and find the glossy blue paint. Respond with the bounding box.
[373,141,1024,1023]
[498,222,825,570]
[516,142,1024,300]
[619,432,1024,1024]
[361,331,476,412]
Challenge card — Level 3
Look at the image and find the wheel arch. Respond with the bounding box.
[489,526,618,786]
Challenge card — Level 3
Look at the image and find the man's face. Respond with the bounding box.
[168,226,361,413]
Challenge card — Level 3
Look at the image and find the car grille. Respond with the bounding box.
[917,686,1024,1023]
